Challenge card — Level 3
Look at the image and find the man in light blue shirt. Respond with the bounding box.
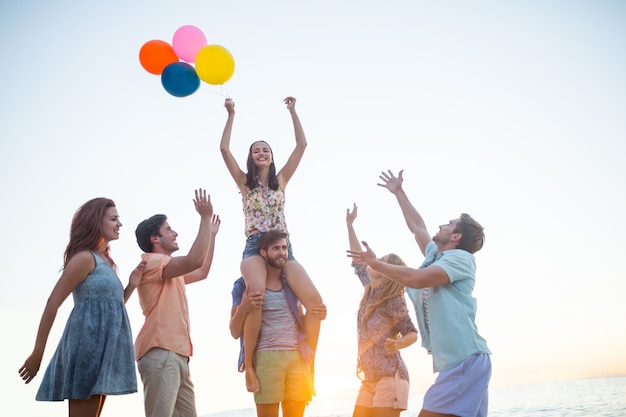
[348,170,491,417]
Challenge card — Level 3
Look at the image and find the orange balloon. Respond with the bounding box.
[139,40,179,75]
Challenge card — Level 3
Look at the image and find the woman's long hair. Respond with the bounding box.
[63,198,116,269]
[359,253,406,324]
[245,141,279,190]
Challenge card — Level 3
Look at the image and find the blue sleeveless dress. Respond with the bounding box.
[36,253,137,400]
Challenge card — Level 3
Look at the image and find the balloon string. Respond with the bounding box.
[202,84,229,98]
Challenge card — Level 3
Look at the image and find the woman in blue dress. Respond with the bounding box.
[19,197,144,417]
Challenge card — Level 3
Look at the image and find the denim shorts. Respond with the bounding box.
[242,233,296,261]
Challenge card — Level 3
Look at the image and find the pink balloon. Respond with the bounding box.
[172,25,207,62]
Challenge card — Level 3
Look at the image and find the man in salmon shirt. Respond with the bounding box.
[131,189,220,417]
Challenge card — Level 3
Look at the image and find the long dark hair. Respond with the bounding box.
[245,141,279,190]
[64,198,116,269]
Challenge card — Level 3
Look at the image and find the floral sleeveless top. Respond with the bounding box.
[243,179,288,237]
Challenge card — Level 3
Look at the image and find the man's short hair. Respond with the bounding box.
[259,230,288,251]
[454,213,485,254]
[135,214,167,253]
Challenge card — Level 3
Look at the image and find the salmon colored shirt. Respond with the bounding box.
[134,253,192,361]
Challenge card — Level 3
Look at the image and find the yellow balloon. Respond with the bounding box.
[195,44,235,85]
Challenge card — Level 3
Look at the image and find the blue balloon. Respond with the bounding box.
[161,62,200,97]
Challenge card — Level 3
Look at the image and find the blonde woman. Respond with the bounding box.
[346,203,418,417]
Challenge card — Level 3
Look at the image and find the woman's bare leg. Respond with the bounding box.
[241,255,268,393]
[69,395,106,417]
[373,407,402,417]
[283,261,323,353]
[353,405,374,417]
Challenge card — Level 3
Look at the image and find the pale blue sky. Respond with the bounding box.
[2,1,625,416]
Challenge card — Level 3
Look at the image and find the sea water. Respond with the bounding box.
[487,377,626,417]
[204,376,626,417]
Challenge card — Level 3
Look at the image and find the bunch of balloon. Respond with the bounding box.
[139,25,235,98]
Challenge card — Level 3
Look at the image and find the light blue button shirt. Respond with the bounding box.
[407,241,491,373]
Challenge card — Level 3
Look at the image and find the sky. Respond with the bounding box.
[1,1,625,416]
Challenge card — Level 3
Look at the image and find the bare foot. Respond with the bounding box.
[245,368,260,393]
